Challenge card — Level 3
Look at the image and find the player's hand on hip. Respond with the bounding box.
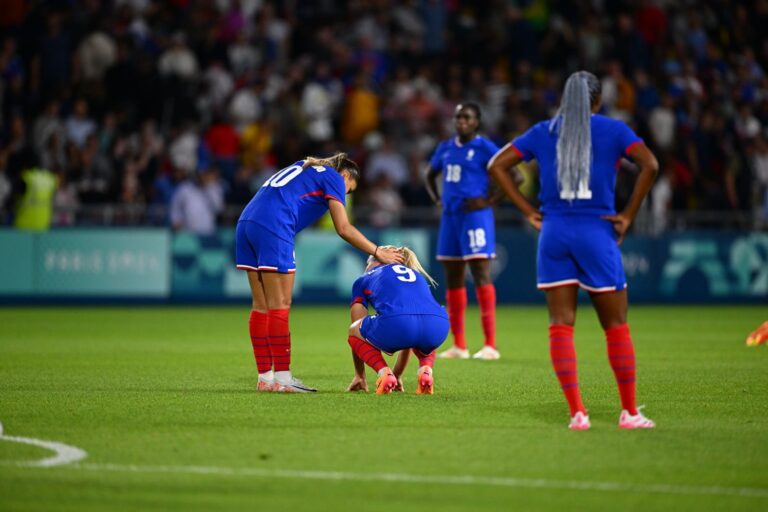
[347,375,368,392]
[601,213,631,245]
[527,211,543,231]
[376,247,404,264]
[462,196,491,212]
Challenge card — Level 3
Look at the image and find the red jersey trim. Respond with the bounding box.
[325,194,343,203]
[352,297,365,304]
[300,190,325,199]
[510,144,524,159]
[624,141,642,156]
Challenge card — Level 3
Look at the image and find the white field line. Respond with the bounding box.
[1,421,766,500]
[0,422,88,467]
[20,462,768,499]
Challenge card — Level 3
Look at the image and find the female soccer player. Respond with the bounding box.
[236,153,402,393]
[487,71,659,430]
[425,103,502,360]
[345,246,449,395]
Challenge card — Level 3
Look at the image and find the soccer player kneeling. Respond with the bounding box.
[346,247,449,395]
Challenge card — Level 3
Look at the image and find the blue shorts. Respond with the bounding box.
[537,214,626,292]
[235,220,296,273]
[437,208,496,261]
[359,313,449,355]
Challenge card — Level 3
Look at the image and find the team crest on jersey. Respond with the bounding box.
[467,149,475,161]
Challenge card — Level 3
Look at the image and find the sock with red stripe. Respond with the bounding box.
[268,309,291,372]
[475,284,496,348]
[549,324,586,416]
[446,287,467,350]
[605,323,637,415]
[413,349,436,368]
[348,336,388,372]
[249,310,271,374]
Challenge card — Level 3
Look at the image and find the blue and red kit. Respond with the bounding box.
[235,161,347,273]
[509,114,643,291]
[430,136,500,261]
[351,264,449,355]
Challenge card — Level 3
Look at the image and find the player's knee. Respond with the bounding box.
[550,313,576,326]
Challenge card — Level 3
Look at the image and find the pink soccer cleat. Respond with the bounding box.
[415,366,434,395]
[375,369,398,395]
[568,411,591,430]
[618,407,656,429]
[257,379,276,392]
[746,321,768,347]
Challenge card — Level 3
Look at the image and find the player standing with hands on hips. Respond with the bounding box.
[426,103,503,361]
[236,153,403,393]
[487,71,659,430]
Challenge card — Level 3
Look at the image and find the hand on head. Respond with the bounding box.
[376,247,405,265]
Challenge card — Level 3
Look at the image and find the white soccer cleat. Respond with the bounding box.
[257,378,277,392]
[438,346,470,359]
[569,411,591,430]
[275,376,317,393]
[618,407,655,429]
[472,346,500,360]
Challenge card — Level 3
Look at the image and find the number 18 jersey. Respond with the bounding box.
[351,264,447,318]
[429,136,500,213]
[238,161,347,241]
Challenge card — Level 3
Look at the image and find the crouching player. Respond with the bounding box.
[345,246,449,394]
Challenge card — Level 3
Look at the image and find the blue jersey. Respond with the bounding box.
[511,115,642,216]
[351,264,446,318]
[429,136,500,213]
[239,161,347,241]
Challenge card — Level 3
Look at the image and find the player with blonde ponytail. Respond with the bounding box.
[345,246,449,395]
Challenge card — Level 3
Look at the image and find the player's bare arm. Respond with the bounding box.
[328,200,403,264]
[487,145,542,230]
[424,165,441,206]
[602,143,659,244]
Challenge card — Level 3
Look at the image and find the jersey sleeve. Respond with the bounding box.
[324,169,347,205]
[482,138,501,162]
[429,141,445,171]
[350,275,369,308]
[616,122,644,157]
[510,126,539,162]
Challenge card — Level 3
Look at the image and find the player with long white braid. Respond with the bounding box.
[345,246,449,395]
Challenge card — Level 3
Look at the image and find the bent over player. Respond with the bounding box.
[488,71,659,430]
[236,153,402,393]
[345,246,449,395]
[426,103,502,360]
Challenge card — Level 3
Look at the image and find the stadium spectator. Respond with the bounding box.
[169,166,224,236]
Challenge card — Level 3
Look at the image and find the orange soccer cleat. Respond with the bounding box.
[415,366,434,395]
[375,369,398,395]
[746,321,768,347]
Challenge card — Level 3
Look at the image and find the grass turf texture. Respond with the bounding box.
[1,305,767,512]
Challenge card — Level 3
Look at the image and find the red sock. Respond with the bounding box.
[549,324,585,416]
[413,349,435,368]
[446,287,467,349]
[268,309,291,372]
[348,336,387,372]
[249,310,271,373]
[605,324,637,415]
[475,284,496,348]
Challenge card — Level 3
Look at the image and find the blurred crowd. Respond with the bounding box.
[1,0,767,233]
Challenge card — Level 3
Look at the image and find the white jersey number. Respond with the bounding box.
[468,228,487,250]
[446,164,462,183]
[264,164,326,188]
[392,265,416,283]
[559,177,593,200]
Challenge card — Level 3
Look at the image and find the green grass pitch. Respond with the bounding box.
[1,305,767,511]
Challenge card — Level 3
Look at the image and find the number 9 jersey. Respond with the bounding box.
[352,264,449,355]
